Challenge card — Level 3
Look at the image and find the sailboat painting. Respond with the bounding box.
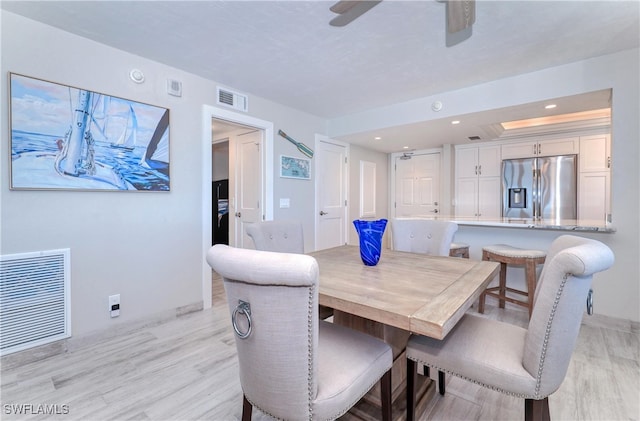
[9,73,170,191]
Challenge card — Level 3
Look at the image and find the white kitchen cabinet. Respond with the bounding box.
[478,177,502,218]
[578,134,611,222]
[455,175,502,218]
[455,145,501,218]
[580,134,611,172]
[455,177,478,218]
[579,171,610,222]
[456,145,501,178]
[501,137,578,160]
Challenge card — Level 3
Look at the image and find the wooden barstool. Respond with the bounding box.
[449,242,470,258]
[478,244,546,318]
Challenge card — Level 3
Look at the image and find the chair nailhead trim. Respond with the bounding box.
[408,359,537,399]
[533,273,569,399]
[308,285,314,420]
[327,376,386,420]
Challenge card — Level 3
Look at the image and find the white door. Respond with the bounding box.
[234,130,262,248]
[394,153,441,217]
[315,136,348,250]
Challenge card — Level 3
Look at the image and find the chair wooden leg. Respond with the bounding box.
[478,290,486,313]
[380,369,392,421]
[525,397,550,421]
[479,250,489,314]
[525,260,537,318]
[423,365,445,396]
[438,370,446,395]
[242,394,252,421]
[407,359,417,421]
[498,262,507,308]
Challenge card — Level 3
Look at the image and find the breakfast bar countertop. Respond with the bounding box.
[404,216,616,233]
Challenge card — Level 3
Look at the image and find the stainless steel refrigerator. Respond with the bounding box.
[502,155,577,220]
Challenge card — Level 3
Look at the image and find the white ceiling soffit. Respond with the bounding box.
[3,1,635,153]
[337,89,612,153]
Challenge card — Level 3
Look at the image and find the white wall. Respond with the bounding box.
[0,11,325,337]
[211,141,229,181]
[329,49,640,322]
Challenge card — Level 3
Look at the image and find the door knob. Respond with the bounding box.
[235,212,241,218]
[431,209,439,213]
[319,211,328,215]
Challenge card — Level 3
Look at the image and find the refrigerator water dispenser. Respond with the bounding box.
[509,188,526,208]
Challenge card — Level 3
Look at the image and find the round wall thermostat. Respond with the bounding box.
[129,69,145,84]
[431,101,443,112]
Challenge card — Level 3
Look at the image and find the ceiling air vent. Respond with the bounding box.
[217,87,248,112]
[468,135,482,141]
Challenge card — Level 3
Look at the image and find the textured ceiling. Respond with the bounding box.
[2,1,639,152]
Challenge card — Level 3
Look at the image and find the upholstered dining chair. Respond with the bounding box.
[207,244,393,421]
[246,220,333,320]
[405,235,614,421]
[246,220,305,253]
[390,218,458,392]
[390,218,458,256]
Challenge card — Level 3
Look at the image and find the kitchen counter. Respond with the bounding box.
[404,216,616,233]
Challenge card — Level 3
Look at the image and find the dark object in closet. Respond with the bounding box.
[213,179,229,245]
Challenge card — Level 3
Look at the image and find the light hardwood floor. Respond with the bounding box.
[1,273,638,421]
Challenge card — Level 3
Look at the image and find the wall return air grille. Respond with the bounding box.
[216,86,249,112]
[0,249,71,355]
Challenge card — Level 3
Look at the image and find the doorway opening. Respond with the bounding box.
[211,119,260,247]
[201,105,274,309]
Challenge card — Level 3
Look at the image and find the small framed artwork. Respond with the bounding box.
[280,155,310,180]
[9,73,170,191]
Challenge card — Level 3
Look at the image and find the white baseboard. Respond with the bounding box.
[1,301,204,370]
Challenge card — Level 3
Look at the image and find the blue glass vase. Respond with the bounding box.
[353,219,388,266]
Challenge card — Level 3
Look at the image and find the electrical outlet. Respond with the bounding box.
[109,294,120,318]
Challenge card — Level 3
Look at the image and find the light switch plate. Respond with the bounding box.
[279,198,290,208]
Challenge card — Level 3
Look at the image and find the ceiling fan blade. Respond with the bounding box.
[329,0,382,27]
[446,25,473,47]
[330,0,360,14]
[445,0,475,47]
[446,0,475,34]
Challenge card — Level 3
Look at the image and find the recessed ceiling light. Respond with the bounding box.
[545,104,557,109]
[374,136,381,140]
[451,120,460,125]
[403,146,409,149]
